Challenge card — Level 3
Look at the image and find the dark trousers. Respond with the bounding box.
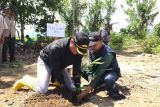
[2,36,15,62]
[82,70,118,93]
[103,71,118,93]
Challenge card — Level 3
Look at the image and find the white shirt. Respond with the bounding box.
[3,15,16,38]
[0,15,8,37]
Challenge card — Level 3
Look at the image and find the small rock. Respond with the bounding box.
[0,90,4,94]
[3,99,8,102]
[141,53,145,56]
[117,100,124,104]
[7,101,14,106]
[137,53,145,57]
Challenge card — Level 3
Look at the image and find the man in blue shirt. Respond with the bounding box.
[78,32,125,101]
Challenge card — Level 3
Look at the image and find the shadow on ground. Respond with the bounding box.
[116,50,143,57]
[0,81,14,89]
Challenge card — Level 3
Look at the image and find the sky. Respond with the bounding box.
[23,0,160,36]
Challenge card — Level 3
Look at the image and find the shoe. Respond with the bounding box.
[52,80,61,87]
[13,75,35,91]
[109,88,126,100]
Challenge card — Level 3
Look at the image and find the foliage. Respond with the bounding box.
[123,0,159,39]
[58,0,87,36]
[103,0,116,22]
[0,0,63,40]
[109,32,136,50]
[1,0,116,39]
[58,0,73,36]
[34,0,63,34]
[103,0,116,32]
[81,57,104,82]
[153,23,160,37]
[84,0,116,32]
[140,35,160,53]
[84,0,103,32]
[120,28,137,48]
[123,34,137,49]
[0,0,37,41]
[152,45,160,53]
[109,32,124,50]
[81,57,104,73]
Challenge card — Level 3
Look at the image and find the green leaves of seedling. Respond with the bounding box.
[81,57,104,72]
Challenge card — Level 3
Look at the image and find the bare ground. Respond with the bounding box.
[0,47,160,107]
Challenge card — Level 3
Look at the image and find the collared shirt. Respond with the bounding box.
[40,37,82,83]
[88,44,120,88]
[0,15,8,37]
[10,17,16,37]
[3,15,16,38]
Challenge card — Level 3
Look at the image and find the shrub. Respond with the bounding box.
[109,32,136,50]
[152,45,160,53]
[153,23,160,37]
[140,35,160,53]
[109,32,123,50]
[123,35,136,49]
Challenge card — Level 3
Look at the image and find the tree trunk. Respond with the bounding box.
[20,13,25,42]
[20,24,24,42]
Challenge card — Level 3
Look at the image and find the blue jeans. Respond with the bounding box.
[104,71,118,93]
[93,70,118,93]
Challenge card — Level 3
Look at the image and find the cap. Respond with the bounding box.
[89,32,102,46]
[74,32,89,55]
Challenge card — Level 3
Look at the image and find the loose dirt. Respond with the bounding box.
[0,48,160,107]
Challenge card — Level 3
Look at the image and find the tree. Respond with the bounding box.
[103,0,116,32]
[34,0,63,34]
[58,0,87,36]
[0,0,37,41]
[123,0,159,39]
[0,0,63,40]
[85,0,103,32]
[84,0,116,33]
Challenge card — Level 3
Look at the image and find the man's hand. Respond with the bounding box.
[77,85,93,101]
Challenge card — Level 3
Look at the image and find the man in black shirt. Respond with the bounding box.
[13,32,89,94]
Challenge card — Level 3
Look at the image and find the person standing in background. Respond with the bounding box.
[2,6,16,63]
[0,12,8,63]
[100,22,111,45]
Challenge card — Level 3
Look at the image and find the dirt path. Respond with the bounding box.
[0,49,160,107]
